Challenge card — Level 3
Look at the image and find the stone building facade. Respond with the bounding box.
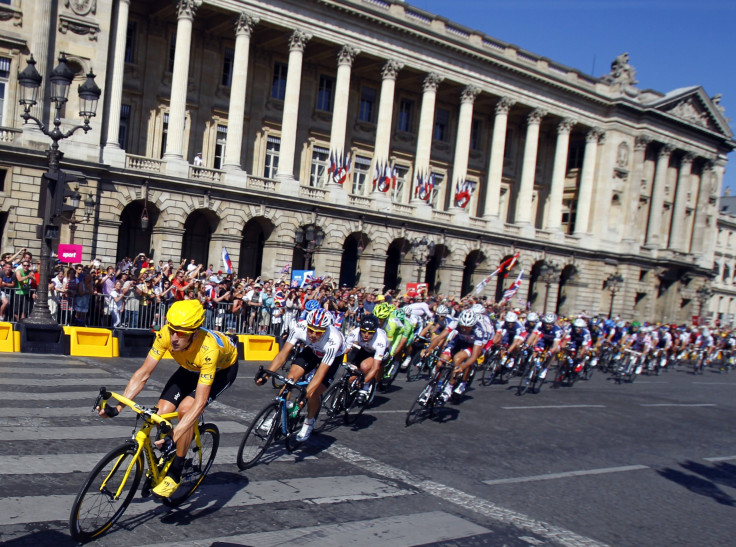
[0,0,733,322]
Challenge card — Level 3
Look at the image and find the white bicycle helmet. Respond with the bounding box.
[572,317,586,329]
[542,312,556,324]
[526,312,539,324]
[458,309,478,327]
[471,303,485,315]
[436,304,450,316]
[504,311,518,323]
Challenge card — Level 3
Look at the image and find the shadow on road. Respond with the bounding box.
[657,460,736,507]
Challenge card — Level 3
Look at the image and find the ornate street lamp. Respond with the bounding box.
[295,224,325,270]
[17,53,101,327]
[696,284,713,326]
[538,261,560,313]
[604,272,625,319]
[409,236,435,283]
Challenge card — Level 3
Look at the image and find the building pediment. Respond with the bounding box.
[649,87,733,139]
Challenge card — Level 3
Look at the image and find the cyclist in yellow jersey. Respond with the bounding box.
[97,300,238,498]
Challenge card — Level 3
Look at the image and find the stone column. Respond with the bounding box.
[372,59,403,191]
[276,29,311,184]
[102,0,130,163]
[328,45,359,178]
[573,128,603,235]
[645,143,674,248]
[690,161,713,255]
[30,0,52,124]
[544,118,576,231]
[482,97,515,220]
[514,108,546,224]
[450,85,480,212]
[222,13,258,171]
[163,0,200,160]
[668,153,694,252]
[623,135,651,244]
[410,72,443,203]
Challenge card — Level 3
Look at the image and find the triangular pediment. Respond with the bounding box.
[649,87,733,138]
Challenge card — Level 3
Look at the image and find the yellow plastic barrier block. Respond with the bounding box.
[238,334,279,362]
[0,321,19,352]
[63,326,119,358]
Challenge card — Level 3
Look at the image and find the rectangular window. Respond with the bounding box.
[433,108,450,142]
[119,104,131,149]
[392,165,409,203]
[470,118,482,150]
[221,47,234,87]
[561,197,577,233]
[214,125,227,169]
[310,146,329,187]
[316,75,335,112]
[397,98,413,133]
[358,87,376,123]
[0,169,6,193]
[160,113,168,158]
[124,22,136,63]
[271,62,287,101]
[264,136,280,178]
[0,57,9,127]
[353,155,372,195]
[168,33,176,73]
[567,141,584,170]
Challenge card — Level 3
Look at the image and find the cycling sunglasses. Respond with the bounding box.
[168,325,196,336]
[360,328,376,335]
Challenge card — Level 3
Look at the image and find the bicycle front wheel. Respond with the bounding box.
[162,423,219,507]
[344,384,366,425]
[237,403,278,470]
[69,442,142,542]
[405,383,433,427]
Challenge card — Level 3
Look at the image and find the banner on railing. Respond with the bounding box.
[58,244,83,263]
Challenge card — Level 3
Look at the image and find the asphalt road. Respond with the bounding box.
[1,353,735,547]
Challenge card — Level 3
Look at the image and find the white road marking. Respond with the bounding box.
[640,403,716,407]
[135,511,490,547]
[482,465,650,486]
[703,455,736,462]
[0,378,128,386]
[0,367,111,375]
[501,404,606,410]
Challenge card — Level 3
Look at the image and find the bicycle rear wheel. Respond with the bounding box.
[405,383,433,426]
[343,383,367,425]
[237,403,278,470]
[406,352,425,382]
[480,357,501,386]
[162,423,219,507]
[316,380,343,432]
[69,442,142,542]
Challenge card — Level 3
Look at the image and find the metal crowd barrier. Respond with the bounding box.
[3,289,364,337]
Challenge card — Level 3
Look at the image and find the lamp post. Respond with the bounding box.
[538,261,560,313]
[604,272,624,319]
[295,224,325,270]
[696,284,713,326]
[409,236,435,283]
[17,53,101,326]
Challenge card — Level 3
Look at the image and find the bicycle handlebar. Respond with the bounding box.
[95,386,175,432]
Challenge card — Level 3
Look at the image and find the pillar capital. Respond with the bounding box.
[495,97,516,115]
[681,152,695,166]
[288,29,311,52]
[337,45,360,66]
[586,127,604,143]
[460,85,481,104]
[658,143,674,159]
[422,72,444,93]
[557,117,577,135]
[527,108,547,126]
[634,134,652,151]
[381,59,403,80]
[235,12,259,36]
[176,0,201,20]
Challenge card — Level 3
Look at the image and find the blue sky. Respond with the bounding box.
[406,0,736,193]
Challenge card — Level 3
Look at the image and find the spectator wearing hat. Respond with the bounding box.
[193,152,203,166]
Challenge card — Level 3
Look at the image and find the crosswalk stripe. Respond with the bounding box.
[0,390,158,401]
[0,420,245,441]
[1,407,117,418]
[135,510,489,547]
[482,465,650,485]
[0,378,128,386]
[0,367,112,375]
[0,445,312,475]
[0,474,411,526]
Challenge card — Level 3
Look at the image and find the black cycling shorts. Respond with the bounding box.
[348,347,375,366]
[159,361,239,407]
[291,347,343,389]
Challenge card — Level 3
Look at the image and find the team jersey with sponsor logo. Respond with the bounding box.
[287,323,347,365]
[345,327,389,361]
[149,327,238,386]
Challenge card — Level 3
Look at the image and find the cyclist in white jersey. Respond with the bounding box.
[344,314,389,402]
[258,309,346,442]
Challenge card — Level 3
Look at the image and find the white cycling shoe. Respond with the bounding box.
[296,417,315,442]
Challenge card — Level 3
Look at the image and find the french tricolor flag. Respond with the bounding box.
[222,247,233,274]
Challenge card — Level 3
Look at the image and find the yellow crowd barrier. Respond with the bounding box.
[0,322,20,352]
[64,326,119,358]
[238,334,279,361]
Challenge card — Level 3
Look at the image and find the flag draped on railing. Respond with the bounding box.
[454,178,477,209]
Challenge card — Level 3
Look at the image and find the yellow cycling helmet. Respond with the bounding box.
[166,299,205,332]
[373,302,395,319]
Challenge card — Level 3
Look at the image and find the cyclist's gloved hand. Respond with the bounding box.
[254,367,267,386]
[103,405,119,418]
[158,435,176,459]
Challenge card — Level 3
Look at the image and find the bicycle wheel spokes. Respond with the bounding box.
[237,403,279,470]
[69,443,142,542]
[163,423,219,507]
[405,384,433,426]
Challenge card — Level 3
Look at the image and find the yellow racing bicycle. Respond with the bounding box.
[69,387,219,542]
